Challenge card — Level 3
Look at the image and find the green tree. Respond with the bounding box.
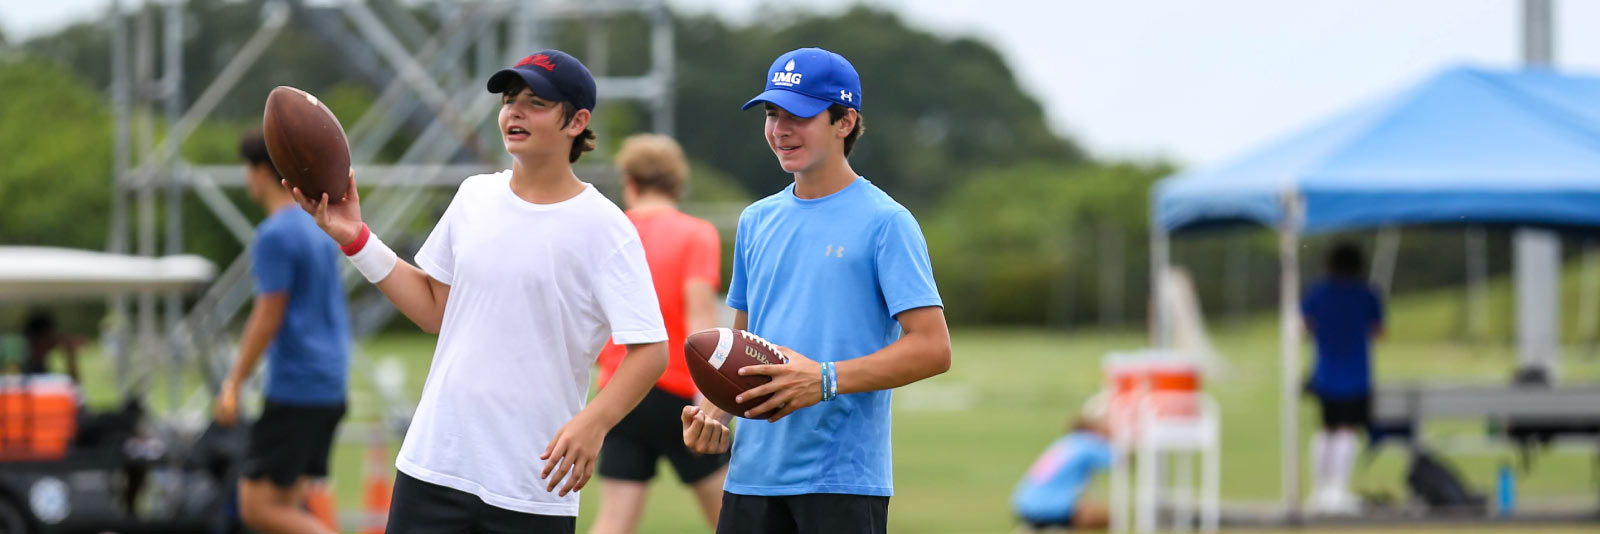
[672,6,1085,207]
[0,56,112,248]
[25,3,1085,207]
[928,160,1171,325]
[23,0,418,123]
[12,1,1131,327]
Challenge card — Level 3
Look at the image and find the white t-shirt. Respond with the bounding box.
[397,170,667,516]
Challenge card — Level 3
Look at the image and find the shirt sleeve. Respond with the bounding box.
[251,226,294,295]
[725,212,750,312]
[686,220,722,287]
[1369,286,1385,326]
[600,237,668,345]
[414,189,463,285]
[1300,286,1320,321]
[1089,438,1115,471]
[875,210,943,317]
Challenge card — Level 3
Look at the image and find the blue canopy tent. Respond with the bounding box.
[1148,65,1600,518]
[1157,65,1600,233]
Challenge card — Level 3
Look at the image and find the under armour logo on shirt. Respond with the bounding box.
[826,245,844,258]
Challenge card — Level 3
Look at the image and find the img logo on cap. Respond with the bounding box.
[773,59,802,87]
[742,47,862,118]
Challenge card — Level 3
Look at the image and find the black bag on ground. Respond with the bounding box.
[1406,450,1486,512]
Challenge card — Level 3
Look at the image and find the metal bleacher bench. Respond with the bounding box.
[1370,383,1600,461]
[1373,385,1600,423]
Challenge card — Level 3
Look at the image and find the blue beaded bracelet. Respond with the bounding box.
[828,362,839,400]
[821,362,839,402]
[820,362,834,402]
[825,362,838,399]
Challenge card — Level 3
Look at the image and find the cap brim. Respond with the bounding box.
[486,68,565,102]
[740,89,832,118]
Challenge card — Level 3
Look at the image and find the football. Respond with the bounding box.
[684,328,790,418]
[262,86,351,203]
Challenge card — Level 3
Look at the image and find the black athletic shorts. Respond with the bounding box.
[1318,394,1371,429]
[598,387,729,484]
[242,400,345,488]
[1023,518,1072,530]
[717,492,889,534]
[387,472,575,534]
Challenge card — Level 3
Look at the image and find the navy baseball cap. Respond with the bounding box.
[741,48,861,118]
[486,50,597,111]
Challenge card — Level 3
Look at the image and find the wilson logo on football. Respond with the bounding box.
[739,331,788,363]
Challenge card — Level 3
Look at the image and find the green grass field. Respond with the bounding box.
[58,267,1600,532]
[328,285,1599,532]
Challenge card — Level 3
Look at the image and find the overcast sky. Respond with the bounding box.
[7,0,1600,167]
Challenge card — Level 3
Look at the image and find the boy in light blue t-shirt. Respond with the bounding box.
[679,47,952,534]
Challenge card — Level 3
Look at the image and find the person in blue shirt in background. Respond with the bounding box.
[1302,242,1384,515]
[1012,399,1113,531]
[214,128,351,534]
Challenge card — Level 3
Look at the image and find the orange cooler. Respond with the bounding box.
[1102,352,1203,437]
[0,375,79,461]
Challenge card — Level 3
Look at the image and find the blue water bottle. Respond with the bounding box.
[1496,462,1515,516]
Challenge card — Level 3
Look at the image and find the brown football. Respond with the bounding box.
[685,328,790,418]
[262,86,351,203]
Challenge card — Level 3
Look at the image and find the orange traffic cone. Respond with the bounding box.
[363,430,394,534]
[305,483,338,531]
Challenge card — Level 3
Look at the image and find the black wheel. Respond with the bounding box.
[0,497,31,534]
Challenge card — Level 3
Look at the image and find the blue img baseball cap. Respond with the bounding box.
[741,48,862,118]
[486,49,598,111]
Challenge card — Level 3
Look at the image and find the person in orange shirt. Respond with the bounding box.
[591,134,727,534]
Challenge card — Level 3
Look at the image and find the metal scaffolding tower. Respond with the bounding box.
[105,0,677,422]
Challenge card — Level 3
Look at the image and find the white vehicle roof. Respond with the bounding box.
[0,247,216,301]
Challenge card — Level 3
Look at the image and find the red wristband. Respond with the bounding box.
[341,223,371,256]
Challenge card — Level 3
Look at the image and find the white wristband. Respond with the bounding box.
[346,232,398,283]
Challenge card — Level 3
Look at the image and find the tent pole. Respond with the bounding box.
[109,0,133,396]
[1370,226,1401,301]
[1578,242,1600,349]
[1278,193,1304,522]
[1515,228,1561,377]
[1466,227,1491,342]
[1151,223,1171,348]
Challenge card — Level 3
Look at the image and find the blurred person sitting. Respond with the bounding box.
[1302,242,1384,514]
[1011,399,1114,531]
[17,309,82,383]
[0,330,23,375]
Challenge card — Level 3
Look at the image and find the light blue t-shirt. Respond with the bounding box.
[725,177,942,497]
[252,207,350,405]
[1012,432,1114,523]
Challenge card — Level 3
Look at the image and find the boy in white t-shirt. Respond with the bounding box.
[287,49,668,533]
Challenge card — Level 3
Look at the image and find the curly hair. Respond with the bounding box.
[615,134,689,199]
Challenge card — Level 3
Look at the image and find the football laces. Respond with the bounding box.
[739,330,788,363]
